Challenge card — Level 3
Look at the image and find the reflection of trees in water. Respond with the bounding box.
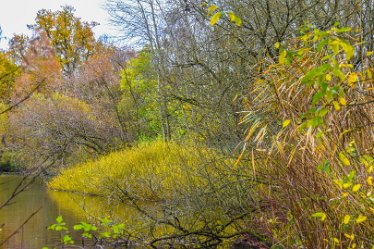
[0,176,81,248]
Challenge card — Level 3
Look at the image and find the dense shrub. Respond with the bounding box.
[6,93,123,170]
[49,141,265,247]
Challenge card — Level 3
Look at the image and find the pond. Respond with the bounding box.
[0,175,102,249]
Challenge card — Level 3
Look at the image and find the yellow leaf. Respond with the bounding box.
[343,182,352,189]
[344,233,355,240]
[275,42,280,49]
[339,152,351,166]
[282,119,291,128]
[235,17,242,27]
[325,74,332,81]
[367,69,373,79]
[343,214,351,224]
[341,41,354,60]
[334,179,343,188]
[244,120,260,141]
[352,184,361,192]
[333,101,341,111]
[279,50,287,64]
[367,176,373,186]
[210,12,221,26]
[356,214,367,224]
[333,238,340,244]
[227,12,242,26]
[228,11,236,22]
[366,51,373,56]
[207,5,218,16]
[342,192,349,197]
[339,97,347,106]
[348,72,358,86]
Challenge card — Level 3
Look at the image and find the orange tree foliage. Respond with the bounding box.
[11,30,61,100]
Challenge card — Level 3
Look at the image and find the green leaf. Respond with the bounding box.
[312,91,325,105]
[56,215,63,224]
[318,108,328,117]
[336,27,352,33]
[302,64,330,84]
[82,232,93,239]
[100,217,113,226]
[210,12,221,26]
[55,225,67,231]
[62,235,74,245]
[73,224,84,230]
[100,231,112,238]
[317,39,328,52]
[312,212,327,221]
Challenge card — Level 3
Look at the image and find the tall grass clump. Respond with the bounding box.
[243,26,373,248]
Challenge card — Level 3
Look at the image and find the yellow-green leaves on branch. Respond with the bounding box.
[207,5,218,16]
[312,212,327,221]
[339,152,351,166]
[348,72,358,87]
[207,5,242,27]
[355,214,367,224]
[228,12,242,27]
[210,12,222,26]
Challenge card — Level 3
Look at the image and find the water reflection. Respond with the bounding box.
[1,175,219,248]
[0,175,83,249]
[0,175,159,249]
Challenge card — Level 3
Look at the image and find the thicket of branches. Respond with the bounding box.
[0,0,373,248]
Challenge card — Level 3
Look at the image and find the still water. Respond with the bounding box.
[0,175,95,249]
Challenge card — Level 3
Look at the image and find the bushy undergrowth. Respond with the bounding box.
[49,141,265,247]
[243,26,374,248]
[49,141,221,198]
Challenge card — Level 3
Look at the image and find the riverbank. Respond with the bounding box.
[47,140,265,247]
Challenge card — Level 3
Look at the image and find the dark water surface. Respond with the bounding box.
[0,175,85,249]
